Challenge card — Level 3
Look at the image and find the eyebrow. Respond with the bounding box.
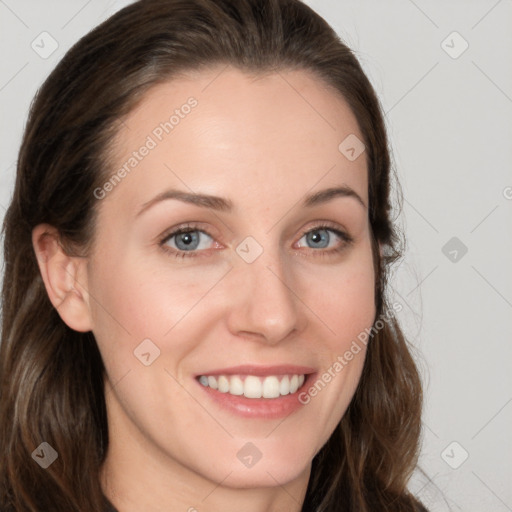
[303,186,367,209]
[137,185,366,217]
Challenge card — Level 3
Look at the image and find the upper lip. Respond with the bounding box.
[196,364,316,377]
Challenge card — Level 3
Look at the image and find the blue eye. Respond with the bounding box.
[164,229,214,252]
[160,223,351,260]
[297,227,348,250]
[305,228,330,248]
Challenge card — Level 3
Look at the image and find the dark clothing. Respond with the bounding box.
[105,500,118,512]
[105,498,429,511]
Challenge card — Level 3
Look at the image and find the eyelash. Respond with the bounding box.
[159,222,354,260]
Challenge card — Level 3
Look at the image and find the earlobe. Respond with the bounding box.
[32,224,93,333]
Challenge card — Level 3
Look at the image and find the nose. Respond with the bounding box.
[224,248,307,345]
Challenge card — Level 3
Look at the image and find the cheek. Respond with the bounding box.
[280,244,376,453]
[86,249,231,371]
[298,244,376,348]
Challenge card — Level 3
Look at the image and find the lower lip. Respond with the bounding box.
[196,374,315,419]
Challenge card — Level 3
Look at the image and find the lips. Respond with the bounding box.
[195,364,315,417]
[195,365,316,418]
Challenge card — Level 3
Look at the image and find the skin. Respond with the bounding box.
[33,66,377,512]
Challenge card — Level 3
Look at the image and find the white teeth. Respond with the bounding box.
[244,376,262,398]
[207,376,218,390]
[262,376,280,398]
[289,374,299,394]
[218,375,230,393]
[230,376,244,395]
[279,375,290,395]
[198,373,307,399]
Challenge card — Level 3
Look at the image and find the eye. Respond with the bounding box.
[296,226,351,251]
[159,223,351,260]
[162,228,215,252]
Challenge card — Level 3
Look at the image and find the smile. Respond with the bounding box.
[198,374,306,399]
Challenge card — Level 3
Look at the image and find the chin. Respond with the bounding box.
[217,458,311,489]
[199,438,316,489]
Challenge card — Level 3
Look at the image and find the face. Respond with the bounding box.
[86,66,376,490]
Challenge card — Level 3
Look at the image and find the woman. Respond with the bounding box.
[0,0,428,510]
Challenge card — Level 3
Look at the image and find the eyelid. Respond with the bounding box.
[299,219,348,236]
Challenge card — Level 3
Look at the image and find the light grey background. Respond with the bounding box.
[1,1,511,511]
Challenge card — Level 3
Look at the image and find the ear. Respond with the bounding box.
[32,224,93,332]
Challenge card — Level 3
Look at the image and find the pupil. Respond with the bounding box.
[307,229,329,248]
[176,231,199,250]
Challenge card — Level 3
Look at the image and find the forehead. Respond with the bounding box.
[105,66,368,213]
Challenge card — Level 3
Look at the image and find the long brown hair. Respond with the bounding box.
[0,0,426,510]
